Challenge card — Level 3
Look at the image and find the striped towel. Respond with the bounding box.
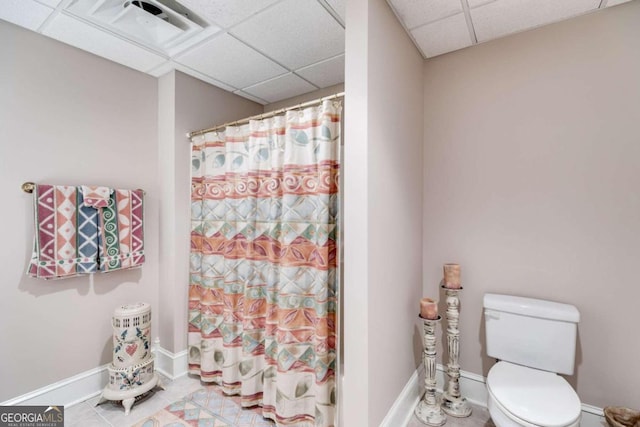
[98,189,145,272]
[27,185,99,279]
[81,185,113,208]
[27,185,145,279]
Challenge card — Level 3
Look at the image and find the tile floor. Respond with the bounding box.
[65,373,204,427]
[407,401,495,427]
[65,373,494,427]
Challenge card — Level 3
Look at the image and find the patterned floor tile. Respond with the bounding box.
[65,372,497,427]
[94,392,174,427]
[64,401,111,427]
[132,382,275,427]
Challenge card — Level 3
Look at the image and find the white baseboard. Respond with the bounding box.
[0,345,189,408]
[382,364,606,427]
[154,347,188,380]
[580,403,605,426]
[379,365,423,427]
[0,365,109,408]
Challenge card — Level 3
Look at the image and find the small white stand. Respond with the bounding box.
[441,287,472,417]
[415,315,446,426]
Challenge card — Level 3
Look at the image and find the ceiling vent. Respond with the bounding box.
[125,1,169,21]
[65,0,211,55]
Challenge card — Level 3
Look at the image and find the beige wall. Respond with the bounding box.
[343,1,370,422]
[0,21,159,401]
[157,70,262,352]
[344,0,424,425]
[0,20,262,401]
[422,1,640,410]
[366,2,424,423]
[157,70,176,353]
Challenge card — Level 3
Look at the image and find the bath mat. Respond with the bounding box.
[132,386,274,427]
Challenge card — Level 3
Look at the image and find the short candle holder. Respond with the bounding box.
[415,315,446,426]
[441,286,472,417]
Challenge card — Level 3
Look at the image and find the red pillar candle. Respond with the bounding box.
[420,298,438,319]
[443,263,461,289]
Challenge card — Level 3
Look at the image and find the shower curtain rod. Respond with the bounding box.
[186,91,345,139]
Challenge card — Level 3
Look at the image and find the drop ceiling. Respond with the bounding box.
[0,0,634,104]
[387,0,634,58]
[0,0,346,104]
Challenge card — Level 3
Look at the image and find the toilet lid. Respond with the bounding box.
[487,362,581,427]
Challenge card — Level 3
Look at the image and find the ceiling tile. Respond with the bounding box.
[42,13,167,73]
[242,73,317,103]
[233,90,269,105]
[467,0,498,8]
[174,33,286,89]
[605,0,632,6]
[36,0,63,7]
[471,0,600,42]
[324,0,346,22]
[231,0,345,69]
[147,60,238,92]
[164,26,222,57]
[388,0,463,30]
[0,0,54,31]
[296,54,344,88]
[411,13,472,58]
[175,0,281,29]
[172,63,237,92]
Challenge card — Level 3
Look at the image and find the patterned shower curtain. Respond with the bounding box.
[188,100,341,427]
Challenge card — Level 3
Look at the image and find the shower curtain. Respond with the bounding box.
[188,100,341,427]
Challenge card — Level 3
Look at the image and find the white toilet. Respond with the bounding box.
[483,294,582,427]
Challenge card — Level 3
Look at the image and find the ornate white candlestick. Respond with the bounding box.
[441,287,472,417]
[415,315,446,426]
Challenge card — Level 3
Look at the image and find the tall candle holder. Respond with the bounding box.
[415,315,446,426]
[441,286,472,417]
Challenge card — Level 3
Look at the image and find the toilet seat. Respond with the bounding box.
[487,361,581,427]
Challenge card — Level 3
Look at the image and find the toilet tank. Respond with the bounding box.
[484,294,580,375]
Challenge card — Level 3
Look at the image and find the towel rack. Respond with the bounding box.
[22,182,36,193]
[21,182,146,195]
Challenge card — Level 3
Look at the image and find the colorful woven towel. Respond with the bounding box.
[81,185,113,208]
[27,185,145,279]
[27,185,99,279]
[98,189,145,272]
